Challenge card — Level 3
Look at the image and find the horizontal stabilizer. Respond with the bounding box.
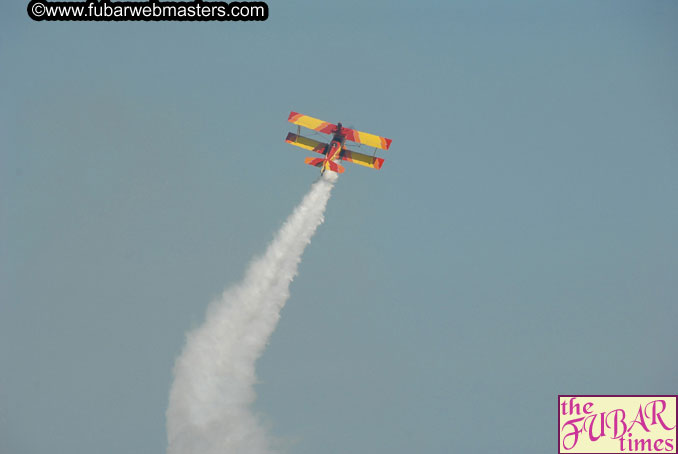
[340,148,385,170]
[304,157,325,168]
[303,157,345,174]
[326,160,345,174]
[285,133,327,154]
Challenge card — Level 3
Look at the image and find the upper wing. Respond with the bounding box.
[288,112,337,134]
[339,148,384,170]
[342,127,392,151]
[285,133,328,154]
[288,111,392,150]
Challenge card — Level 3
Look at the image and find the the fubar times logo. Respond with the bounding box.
[559,395,677,453]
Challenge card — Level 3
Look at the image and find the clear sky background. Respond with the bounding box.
[1,1,677,453]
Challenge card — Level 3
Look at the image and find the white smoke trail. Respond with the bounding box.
[166,171,338,454]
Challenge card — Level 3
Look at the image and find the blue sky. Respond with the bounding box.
[1,1,677,453]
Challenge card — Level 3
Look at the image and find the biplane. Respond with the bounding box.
[285,111,392,174]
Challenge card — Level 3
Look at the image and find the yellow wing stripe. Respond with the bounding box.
[344,128,392,150]
[356,131,386,150]
[288,112,336,134]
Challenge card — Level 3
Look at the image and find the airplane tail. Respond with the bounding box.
[304,157,345,174]
[326,161,345,174]
[304,157,325,168]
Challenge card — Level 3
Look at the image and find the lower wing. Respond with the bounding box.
[339,148,384,170]
[285,133,328,154]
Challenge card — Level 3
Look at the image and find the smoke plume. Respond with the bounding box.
[166,171,338,454]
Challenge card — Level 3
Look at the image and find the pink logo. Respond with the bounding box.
[559,395,677,453]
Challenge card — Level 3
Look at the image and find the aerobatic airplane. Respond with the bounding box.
[285,111,392,174]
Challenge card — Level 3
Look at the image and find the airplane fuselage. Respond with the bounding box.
[321,130,346,174]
